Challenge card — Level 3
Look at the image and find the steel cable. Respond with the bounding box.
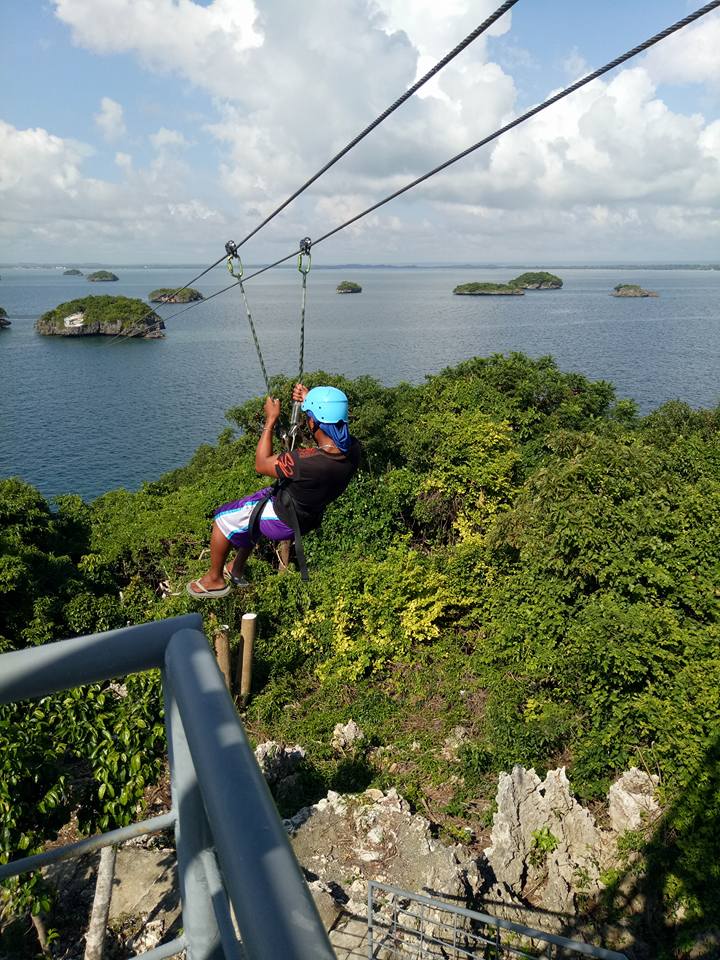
[110,0,519,343]
[120,0,720,338]
[233,0,521,250]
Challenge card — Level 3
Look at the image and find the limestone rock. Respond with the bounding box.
[331,719,364,752]
[608,767,659,833]
[483,766,605,924]
[441,725,469,762]
[288,787,479,941]
[254,740,306,787]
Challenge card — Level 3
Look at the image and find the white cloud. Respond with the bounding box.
[95,97,126,141]
[54,0,262,99]
[643,11,720,86]
[2,1,717,262]
[115,151,132,171]
[150,128,189,150]
[0,119,227,260]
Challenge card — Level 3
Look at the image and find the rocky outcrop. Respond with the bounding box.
[481,765,659,931]
[36,295,164,339]
[331,719,364,752]
[87,270,119,282]
[510,271,563,290]
[612,284,658,297]
[454,282,524,296]
[287,788,480,935]
[148,287,203,303]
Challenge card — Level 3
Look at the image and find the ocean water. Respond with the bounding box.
[1,265,719,502]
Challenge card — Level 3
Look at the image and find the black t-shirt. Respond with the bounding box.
[274,439,361,533]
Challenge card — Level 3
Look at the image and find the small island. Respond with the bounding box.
[336,280,362,294]
[87,270,119,282]
[510,271,563,290]
[63,268,84,276]
[35,295,164,339]
[612,283,658,298]
[148,287,204,303]
[453,282,524,296]
[0,307,10,330]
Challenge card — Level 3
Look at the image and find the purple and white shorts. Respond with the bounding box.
[214,487,294,549]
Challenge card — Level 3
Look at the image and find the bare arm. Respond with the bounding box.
[255,396,281,477]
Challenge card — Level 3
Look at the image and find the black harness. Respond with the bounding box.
[246,480,309,582]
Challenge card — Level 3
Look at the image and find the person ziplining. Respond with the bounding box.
[186,383,361,598]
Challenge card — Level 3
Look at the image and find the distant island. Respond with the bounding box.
[453,282,524,296]
[35,295,164,338]
[63,268,83,276]
[510,271,563,289]
[336,280,362,294]
[87,270,119,282]
[0,307,10,329]
[612,283,659,298]
[148,287,203,303]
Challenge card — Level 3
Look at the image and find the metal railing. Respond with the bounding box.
[367,882,628,960]
[0,614,335,960]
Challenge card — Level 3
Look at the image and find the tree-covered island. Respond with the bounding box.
[35,295,164,338]
[453,281,524,295]
[148,287,204,303]
[62,268,83,276]
[87,270,119,282]
[510,271,563,289]
[336,280,362,294]
[612,283,659,297]
[0,307,10,329]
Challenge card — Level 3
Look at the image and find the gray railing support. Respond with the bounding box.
[0,615,335,960]
[0,812,175,881]
[165,628,335,960]
[164,671,223,960]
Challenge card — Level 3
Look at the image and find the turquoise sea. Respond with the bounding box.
[1,265,719,501]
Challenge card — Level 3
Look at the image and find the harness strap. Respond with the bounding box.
[246,483,309,582]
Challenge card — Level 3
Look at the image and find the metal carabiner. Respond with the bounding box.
[297,236,312,276]
[226,240,243,280]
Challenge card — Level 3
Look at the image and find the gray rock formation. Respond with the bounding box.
[331,719,364,752]
[482,765,659,932]
[287,787,480,941]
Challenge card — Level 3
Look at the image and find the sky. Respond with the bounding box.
[1,0,719,265]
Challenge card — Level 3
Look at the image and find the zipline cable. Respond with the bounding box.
[120,0,720,338]
[111,0,519,343]
[232,0,521,250]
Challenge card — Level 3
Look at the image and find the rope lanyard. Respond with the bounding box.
[225,241,271,395]
[287,238,312,451]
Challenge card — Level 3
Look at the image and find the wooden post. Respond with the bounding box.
[277,540,291,572]
[235,613,257,704]
[213,622,231,691]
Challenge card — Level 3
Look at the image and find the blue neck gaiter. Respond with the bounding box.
[316,420,351,453]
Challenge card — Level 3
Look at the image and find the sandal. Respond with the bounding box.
[224,565,250,588]
[186,579,231,599]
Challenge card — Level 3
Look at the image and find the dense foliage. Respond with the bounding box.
[36,296,161,334]
[86,271,118,282]
[1,353,718,956]
[509,271,563,288]
[452,282,523,295]
[336,281,362,293]
[148,287,203,302]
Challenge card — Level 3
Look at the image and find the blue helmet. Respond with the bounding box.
[301,386,348,424]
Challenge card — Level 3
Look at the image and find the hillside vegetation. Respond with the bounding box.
[1,353,719,954]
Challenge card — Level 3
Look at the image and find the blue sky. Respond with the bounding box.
[1,0,719,264]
